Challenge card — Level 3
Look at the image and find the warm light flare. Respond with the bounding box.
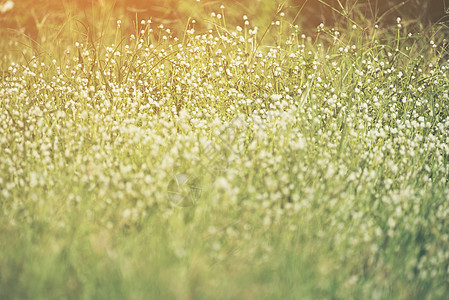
[1,0,448,41]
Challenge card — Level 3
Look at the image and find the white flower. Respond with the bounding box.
[270,94,282,101]
[0,0,14,13]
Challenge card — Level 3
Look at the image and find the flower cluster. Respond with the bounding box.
[1,14,449,298]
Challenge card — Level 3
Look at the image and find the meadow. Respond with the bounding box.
[1,1,449,299]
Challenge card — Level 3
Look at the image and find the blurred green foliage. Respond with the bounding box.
[0,0,447,52]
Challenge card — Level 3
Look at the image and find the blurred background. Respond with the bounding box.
[0,0,448,48]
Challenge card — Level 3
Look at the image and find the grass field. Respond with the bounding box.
[1,1,449,299]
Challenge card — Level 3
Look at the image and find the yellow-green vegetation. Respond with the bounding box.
[1,1,449,299]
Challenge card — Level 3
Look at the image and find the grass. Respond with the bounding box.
[1,1,449,299]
